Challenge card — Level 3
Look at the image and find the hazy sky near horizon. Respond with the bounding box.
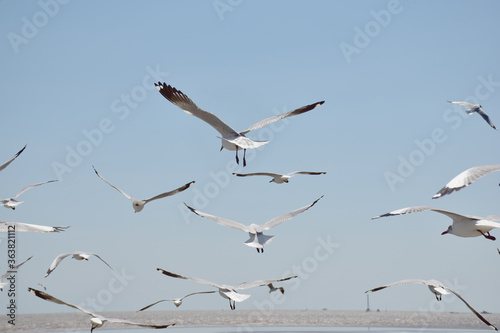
[1,0,500,320]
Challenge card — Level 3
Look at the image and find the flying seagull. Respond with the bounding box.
[432,165,500,199]
[267,283,285,294]
[138,291,216,311]
[448,100,496,130]
[232,171,326,184]
[366,279,498,331]
[372,206,500,240]
[0,221,68,233]
[93,166,194,213]
[157,268,297,310]
[28,288,176,332]
[185,196,322,253]
[45,251,113,277]
[0,145,26,174]
[0,256,32,291]
[155,82,324,167]
[1,180,57,210]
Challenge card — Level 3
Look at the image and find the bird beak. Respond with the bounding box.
[441,230,448,235]
[220,146,224,152]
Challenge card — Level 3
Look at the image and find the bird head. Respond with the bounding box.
[132,201,145,213]
[441,225,452,235]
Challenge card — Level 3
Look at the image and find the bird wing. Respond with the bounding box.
[0,145,26,173]
[235,275,298,290]
[144,181,195,203]
[87,253,114,270]
[371,206,476,222]
[157,268,224,289]
[103,317,175,329]
[137,299,175,312]
[433,165,500,199]
[256,196,323,232]
[28,288,97,317]
[93,166,134,201]
[155,82,239,138]
[365,279,433,293]
[181,290,217,300]
[232,172,280,178]
[1,256,33,282]
[11,180,58,199]
[444,287,498,331]
[240,101,324,134]
[184,203,250,232]
[45,253,74,277]
[286,171,326,176]
[476,108,497,130]
[447,100,475,109]
[0,222,69,232]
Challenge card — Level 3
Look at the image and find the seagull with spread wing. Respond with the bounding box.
[138,291,216,311]
[93,166,194,213]
[157,268,297,310]
[448,100,496,130]
[366,279,498,331]
[1,180,57,210]
[155,82,324,166]
[0,145,26,174]
[28,288,176,332]
[0,256,32,291]
[45,251,113,277]
[185,196,322,253]
[232,171,326,184]
[432,165,500,199]
[0,221,68,233]
[372,206,500,240]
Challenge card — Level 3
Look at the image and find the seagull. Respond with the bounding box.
[93,166,195,213]
[372,206,500,240]
[157,268,297,310]
[154,82,324,167]
[138,291,216,311]
[267,283,285,294]
[0,221,68,233]
[366,279,498,331]
[448,100,496,130]
[1,180,57,210]
[185,196,323,253]
[45,251,113,278]
[432,165,500,199]
[0,256,32,291]
[28,288,176,332]
[232,171,326,184]
[0,145,26,174]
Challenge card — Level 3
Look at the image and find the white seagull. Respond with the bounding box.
[157,268,297,310]
[45,251,113,277]
[372,206,500,241]
[366,279,498,331]
[232,171,326,184]
[154,82,324,167]
[432,165,500,199]
[267,283,285,294]
[0,145,26,174]
[1,180,57,210]
[93,166,195,213]
[28,288,176,332]
[448,100,496,130]
[0,221,68,233]
[185,196,323,253]
[138,291,216,311]
[0,256,32,291]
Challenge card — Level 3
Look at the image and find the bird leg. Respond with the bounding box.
[478,230,496,241]
[229,299,235,310]
[235,148,240,165]
[435,294,442,301]
[243,149,247,167]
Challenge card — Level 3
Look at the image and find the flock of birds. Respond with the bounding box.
[1,85,499,331]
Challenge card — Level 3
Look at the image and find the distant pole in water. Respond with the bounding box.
[366,294,370,312]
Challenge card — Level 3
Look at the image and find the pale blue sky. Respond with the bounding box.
[1,0,500,320]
